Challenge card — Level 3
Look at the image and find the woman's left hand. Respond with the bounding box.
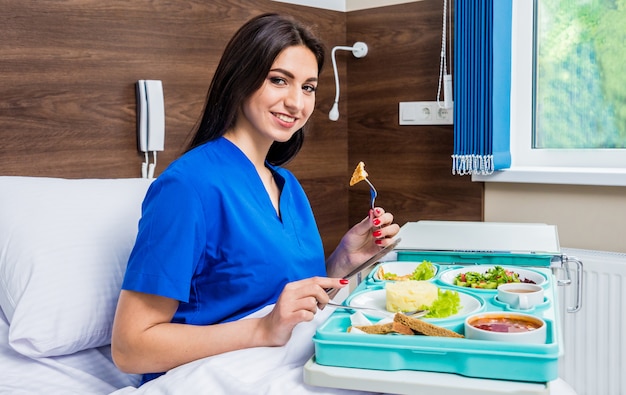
[326,207,400,278]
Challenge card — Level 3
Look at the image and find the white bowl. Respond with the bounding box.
[372,261,438,281]
[438,265,547,290]
[464,312,547,344]
[347,287,483,320]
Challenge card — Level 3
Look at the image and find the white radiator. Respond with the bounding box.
[558,248,626,395]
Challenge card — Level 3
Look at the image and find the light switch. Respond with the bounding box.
[401,102,417,122]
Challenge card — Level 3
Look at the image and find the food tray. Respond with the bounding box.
[312,263,563,383]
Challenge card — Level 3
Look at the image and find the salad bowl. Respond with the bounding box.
[437,265,547,291]
[371,260,438,282]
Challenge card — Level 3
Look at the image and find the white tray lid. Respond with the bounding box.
[396,221,560,255]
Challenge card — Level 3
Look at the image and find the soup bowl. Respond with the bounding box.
[464,312,547,344]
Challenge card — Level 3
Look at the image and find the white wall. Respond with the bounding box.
[272,0,421,12]
[484,183,626,253]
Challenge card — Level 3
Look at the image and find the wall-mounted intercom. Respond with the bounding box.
[136,80,165,179]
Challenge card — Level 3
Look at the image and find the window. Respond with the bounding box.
[474,0,626,186]
[535,0,625,150]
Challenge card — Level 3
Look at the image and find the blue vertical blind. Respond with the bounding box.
[452,0,512,175]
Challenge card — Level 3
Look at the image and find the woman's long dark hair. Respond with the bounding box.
[186,13,326,166]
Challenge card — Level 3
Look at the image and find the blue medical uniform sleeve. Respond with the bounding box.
[122,171,209,303]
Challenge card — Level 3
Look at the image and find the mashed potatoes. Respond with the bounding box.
[385,280,438,312]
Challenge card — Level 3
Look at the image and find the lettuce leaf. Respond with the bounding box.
[422,289,461,318]
[410,261,436,281]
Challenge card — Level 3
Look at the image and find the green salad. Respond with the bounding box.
[453,265,533,289]
[380,260,436,281]
[422,289,461,318]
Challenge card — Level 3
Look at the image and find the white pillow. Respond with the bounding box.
[0,176,152,357]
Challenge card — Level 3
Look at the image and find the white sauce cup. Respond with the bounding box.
[497,283,544,310]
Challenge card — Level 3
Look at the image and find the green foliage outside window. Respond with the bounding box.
[535,0,626,148]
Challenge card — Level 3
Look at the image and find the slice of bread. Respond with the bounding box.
[393,313,464,338]
[350,321,414,335]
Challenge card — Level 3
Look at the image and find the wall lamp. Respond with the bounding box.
[328,42,368,121]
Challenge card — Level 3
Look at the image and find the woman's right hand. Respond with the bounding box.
[112,277,347,375]
[257,276,348,346]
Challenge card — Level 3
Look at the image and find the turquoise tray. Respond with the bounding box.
[313,265,563,383]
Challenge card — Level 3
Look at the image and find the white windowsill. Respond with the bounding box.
[472,166,626,187]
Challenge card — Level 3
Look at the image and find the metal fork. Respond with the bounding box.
[326,302,429,318]
[364,178,377,210]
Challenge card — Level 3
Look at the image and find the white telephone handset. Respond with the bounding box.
[136,80,165,178]
[136,80,149,178]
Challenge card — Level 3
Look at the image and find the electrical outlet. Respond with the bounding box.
[399,101,454,125]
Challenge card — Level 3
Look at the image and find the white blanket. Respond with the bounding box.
[111,305,378,395]
[0,308,139,395]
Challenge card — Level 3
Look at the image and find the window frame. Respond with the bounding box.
[473,0,626,187]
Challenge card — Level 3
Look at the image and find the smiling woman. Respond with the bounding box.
[110,12,400,387]
[237,45,318,146]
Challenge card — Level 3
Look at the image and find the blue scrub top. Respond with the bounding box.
[122,137,326,326]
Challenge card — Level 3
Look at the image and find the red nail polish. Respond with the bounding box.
[340,279,349,285]
[375,239,383,245]
[375,208,381,215]
[373,218,381,226]
[373,230,382,237]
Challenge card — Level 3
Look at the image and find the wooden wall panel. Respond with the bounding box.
[0,0,348,254]
[346,1,483,227]
[1,0,483,255]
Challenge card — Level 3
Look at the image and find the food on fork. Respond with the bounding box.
[386,280,438,313]
[349,161,368,186]
[349,160,378,209]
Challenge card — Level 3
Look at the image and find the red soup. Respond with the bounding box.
[471,316,542,333]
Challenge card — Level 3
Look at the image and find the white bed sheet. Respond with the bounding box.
[0,308,140,394]
[0,304,378,395]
